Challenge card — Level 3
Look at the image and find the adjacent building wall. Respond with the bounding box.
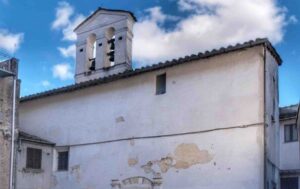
[280,118,300,170]
[19,46,269,189]
[15,141,54,189]
[279,107,300,189]
[0,77,14,189]
[265,50,281,189]
[0,59,19,189]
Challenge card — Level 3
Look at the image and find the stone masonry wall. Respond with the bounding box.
[0,58,19,189]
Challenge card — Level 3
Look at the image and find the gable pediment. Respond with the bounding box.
[74,8,136,33]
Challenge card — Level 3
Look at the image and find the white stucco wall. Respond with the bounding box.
[280,118,300,170]
[19,46,271,189]
[16,142,54,189]
[54,126,264,189]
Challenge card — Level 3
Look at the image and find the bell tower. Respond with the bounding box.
[74,8,136,83]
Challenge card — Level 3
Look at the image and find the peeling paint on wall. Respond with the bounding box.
[128,157,138,167]
[173,143,213,169]
[71,165,81,183]
[141,162,154,174]
[141,143,213,175]
[158,156,173,173]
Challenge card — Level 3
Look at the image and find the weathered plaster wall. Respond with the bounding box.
[279,117,300,189]
[15,142,54,189]
[279,118,300,170]
[0,77,13,189]
[55,126,263,189]
[0,59,19,189]
[19,46,267,189]
[265,50,280,189]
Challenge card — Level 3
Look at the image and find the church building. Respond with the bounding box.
[0,8,284,189]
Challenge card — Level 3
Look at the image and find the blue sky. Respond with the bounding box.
[0,0,299,106]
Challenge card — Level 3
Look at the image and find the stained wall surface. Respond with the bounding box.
[265,50,280,189]
[19,46,272,189]
[15,142,54,189]
[0,59,19,189]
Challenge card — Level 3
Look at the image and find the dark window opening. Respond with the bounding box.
[58,151,69,171]
[26,148,42,169]
[281,177,298,189]
[156,73,166,95]
[284,124,298,142]
[88,58,96,71]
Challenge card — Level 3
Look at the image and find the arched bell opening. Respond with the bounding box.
[86,33,97,71]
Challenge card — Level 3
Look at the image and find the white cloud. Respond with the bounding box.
[52,1,85,41]
[133,0,288,65]
[41,80,51,87]
[58,44,76,58]
[289,15,298,24]
[0,30,24,54]
[52,63,73,80]
[144,7,179,23]
[52,1,74,29]
[62,15,85,41]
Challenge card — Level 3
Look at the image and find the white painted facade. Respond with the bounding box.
[15,8,282,189]
[279,104,300,189]
[280,118,300,170]
[18,46,280,189]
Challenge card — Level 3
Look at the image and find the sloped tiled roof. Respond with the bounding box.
[20,38,281,103]
[19,131,55,146]
[279,104,299,120]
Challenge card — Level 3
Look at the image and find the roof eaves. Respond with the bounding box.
[20,38,282,103]
[20,138,56,146]
[19,131,55,146]
[296,101,300,125]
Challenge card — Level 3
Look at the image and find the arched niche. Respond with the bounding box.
[105,27,116,67]
[86,33,97,71]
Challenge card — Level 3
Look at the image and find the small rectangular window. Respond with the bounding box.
[156,73,166,95]
[58,151,69,171]
[284,124,298,142]
[26,148,42,169]
[281,177,298,189]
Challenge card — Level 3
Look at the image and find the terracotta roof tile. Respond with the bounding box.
[20,38,281,103]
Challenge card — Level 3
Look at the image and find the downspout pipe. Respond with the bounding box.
[9,75,16,189]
